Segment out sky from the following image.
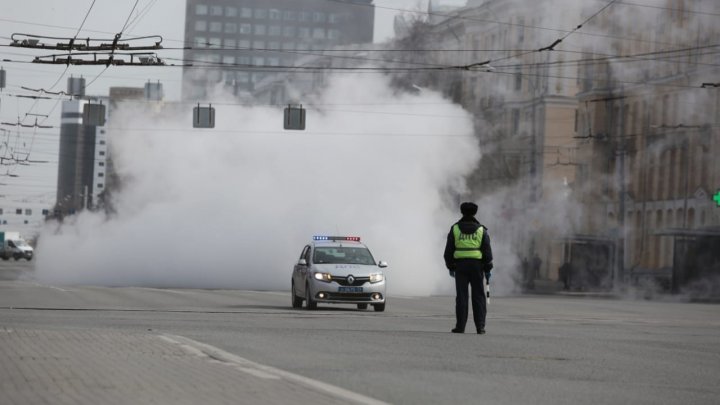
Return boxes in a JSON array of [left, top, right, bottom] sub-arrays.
[[0, 0, 459, 209]]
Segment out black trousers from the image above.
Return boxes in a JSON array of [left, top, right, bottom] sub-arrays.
[[454, 270, 486, 331]]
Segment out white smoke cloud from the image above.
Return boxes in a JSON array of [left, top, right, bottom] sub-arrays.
[[35, 74, 481, 296]]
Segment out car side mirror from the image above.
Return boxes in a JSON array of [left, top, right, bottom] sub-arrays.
[[298, 258, 307, 266], [378, 261, 388, 268]]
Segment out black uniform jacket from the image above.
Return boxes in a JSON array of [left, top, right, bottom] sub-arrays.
[[443, 216, 493, 275]]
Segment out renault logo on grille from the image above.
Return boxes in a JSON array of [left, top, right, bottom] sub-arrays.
[[347, 275, 355, 284]]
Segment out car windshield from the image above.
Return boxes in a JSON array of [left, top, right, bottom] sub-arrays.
[[313, 246, 376, 265], [13, 240, 29, 247]]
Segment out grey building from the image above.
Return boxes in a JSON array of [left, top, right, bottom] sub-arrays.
[[55, 85, 107, 216], [182, 0, 375, 100]]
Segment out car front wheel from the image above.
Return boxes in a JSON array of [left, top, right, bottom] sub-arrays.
[[305, 283, 317, 310], [291, 282, 303, 309]]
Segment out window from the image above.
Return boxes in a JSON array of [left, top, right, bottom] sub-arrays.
[[238, 56, 250, 64], [210, 6, 222, 16], [97, 184, 104, 189], [299, 12, 311, 22], [25, 209, 32, 215], [268, 41, 279, 50], [195, 5, 208, 15], [99, 151, 106, 156], [328, 13, 339, 23], [269, 25, 281, 36], [269, 9, 281, 20], [253, 56, 265, 66], [240, 23, 251, 34], [208, 37, 221, 48], [328, 29, 340, 40], [224, 38, 236, 48], [284, 10, 296, 21], [254, 8, 267, 19], [42, 209, 49, 216], [267, 57, 279, 66], [194, 20, 207, 32], [0, 208, 3, 215], [241, 7, 252, 18], [282, 42, 295, 50], [237, 72, 250, 82], [298, 27, 310, 38], [99, 140, 106, 145], [514, 69, 522, 91], [252, 40, 265, 49], [223, 55, 235, 64], [313, 12, 326, 23], [238, 39, 250, 48], [16, 208, 22, 215], [99, 162, 105, 167], [224, 23, 237, 34], [225, 6, 237, 17], [312, 28, 325, 39], [254, 24, 266, 35], [209, 21, 222, 33], [98, 173, 104, 178], [512, 109, 520, 134], [283, 26, 295, 37], [194, 36, 207, 47]]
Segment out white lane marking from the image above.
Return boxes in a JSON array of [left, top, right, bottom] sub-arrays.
[[245, 290, 287, 297], [30, 282, 72, 292], [134, 287, 196, 295], [158, 335, 280, 380], [159, 334, 389, 405]]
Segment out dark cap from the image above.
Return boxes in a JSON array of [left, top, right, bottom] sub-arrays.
[[460, 202, 478, 216]]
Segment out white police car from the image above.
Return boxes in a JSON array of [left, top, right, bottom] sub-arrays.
[[291, 236, 388, 311]]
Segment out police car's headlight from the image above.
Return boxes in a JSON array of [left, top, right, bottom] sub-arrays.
[[369, 273, 384, 283], [313, 272, 332, 282]]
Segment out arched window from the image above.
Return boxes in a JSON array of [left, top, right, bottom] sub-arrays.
[[654, 210, 663, 268], [677, 208, 684, 228], [688, 208, 695, 229], [668, 149, 676, 199], [658, 151, 667, 200]]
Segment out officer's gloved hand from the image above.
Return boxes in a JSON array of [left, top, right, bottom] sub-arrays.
[[485, 272, 491, 283], [449, 271, 455, 278]]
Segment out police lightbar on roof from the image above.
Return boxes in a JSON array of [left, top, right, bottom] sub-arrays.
[[313, 236, 361, 242]]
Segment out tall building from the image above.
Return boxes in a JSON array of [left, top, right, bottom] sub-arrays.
[[55, 77, 108, 216], [181, 0, 375, 100]]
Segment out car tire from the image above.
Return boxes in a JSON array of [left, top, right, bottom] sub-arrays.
[[373, 303, 385, 312], [291, 282, 303, 309], [1, 255, 8, 261], [357, 304, 368, 310], [305, 283, 317, 310]]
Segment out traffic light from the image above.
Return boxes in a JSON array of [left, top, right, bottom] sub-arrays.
[[193, 104, 215, 128], [83, 102, 106, 126], [284, 104, 306, 130]]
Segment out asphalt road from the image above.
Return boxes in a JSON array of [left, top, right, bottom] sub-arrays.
[[1, 261, 719, 404]]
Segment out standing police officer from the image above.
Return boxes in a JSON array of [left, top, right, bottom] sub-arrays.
[[443, 202, 493, 334]]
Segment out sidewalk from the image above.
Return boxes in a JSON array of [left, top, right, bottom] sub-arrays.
[[0, 327, 385, 405]]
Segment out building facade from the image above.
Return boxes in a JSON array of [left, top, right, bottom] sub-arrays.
[[575, 0, 720, 292], [182, 0, 374, 100]]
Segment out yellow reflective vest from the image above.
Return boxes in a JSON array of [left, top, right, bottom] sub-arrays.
[[452, 224, 484, 260]]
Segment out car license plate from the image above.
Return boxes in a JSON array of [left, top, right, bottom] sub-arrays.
[[338, 287, 363, 293]]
